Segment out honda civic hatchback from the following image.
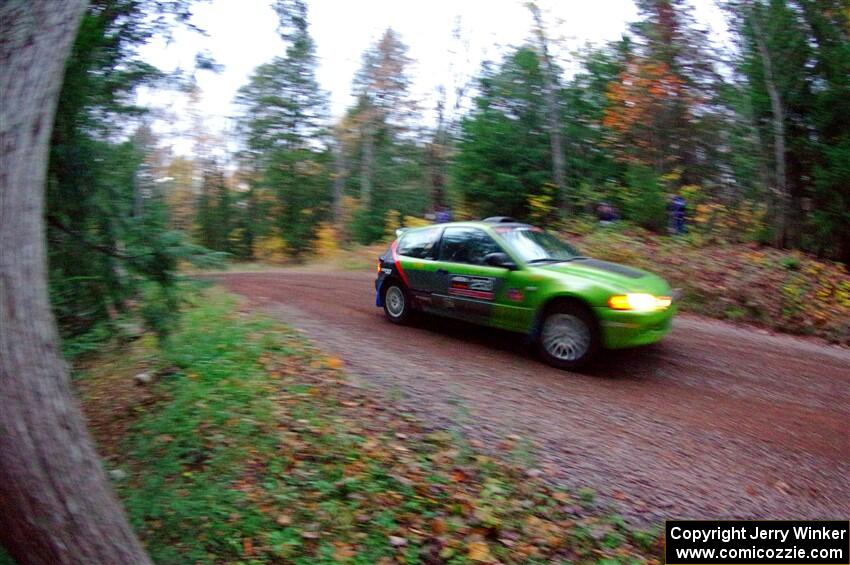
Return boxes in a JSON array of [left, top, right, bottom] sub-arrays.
[[374, 218, 677, 369]]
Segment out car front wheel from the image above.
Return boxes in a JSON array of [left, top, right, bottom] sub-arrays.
[[537, 303, 599, 370], [382, 282, 414, 324]]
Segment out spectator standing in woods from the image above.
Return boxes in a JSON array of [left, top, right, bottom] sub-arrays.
[[435, 206, 453, 224], [596, 202, 619, 225], [668, 194, 687, 235]]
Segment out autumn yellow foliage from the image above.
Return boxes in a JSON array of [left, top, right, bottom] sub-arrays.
[[312, 222, 340, 258], [402, 215, 431, 228], [527, 183, 558, 226], [254, 235, 288, 262], [383, 209, 403, 240]]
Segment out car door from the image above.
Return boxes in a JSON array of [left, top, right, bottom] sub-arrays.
[[394, 226, 443, 305], [431, 227, 512, 325]]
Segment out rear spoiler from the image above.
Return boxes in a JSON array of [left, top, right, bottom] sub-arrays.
[[395, 227, 408, 238]]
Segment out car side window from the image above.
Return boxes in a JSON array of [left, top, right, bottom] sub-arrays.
[[438, 227, 503, 265], [397, 227, 440, 259]]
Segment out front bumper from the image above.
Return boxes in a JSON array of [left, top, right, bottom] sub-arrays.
[[595, 304, 676, 349]]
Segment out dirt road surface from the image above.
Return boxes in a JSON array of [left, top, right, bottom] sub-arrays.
[[215, 269, 849, 522]]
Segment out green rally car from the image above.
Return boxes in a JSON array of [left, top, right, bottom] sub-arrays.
[[374, 217, 677, 369]]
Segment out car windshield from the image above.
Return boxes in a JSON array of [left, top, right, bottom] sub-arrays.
[[497, 228, 581, 264]]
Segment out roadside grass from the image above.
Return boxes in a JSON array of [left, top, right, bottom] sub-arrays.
[[185, 244, 386, 275], [76, 288, 661, 564], [181, 260, 292, 274], [308, 243, 386, 272]]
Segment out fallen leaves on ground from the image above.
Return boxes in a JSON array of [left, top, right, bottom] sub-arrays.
[[78, 289, 661, 564]]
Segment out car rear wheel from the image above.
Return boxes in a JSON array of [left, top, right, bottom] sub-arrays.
[[537, 303, 599, 370], [383, 282, 414, 324]]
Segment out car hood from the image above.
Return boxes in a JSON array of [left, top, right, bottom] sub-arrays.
[[538, 258, 670, 294]]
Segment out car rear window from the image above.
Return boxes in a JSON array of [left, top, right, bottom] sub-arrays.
[[397, 227, 440, 259]]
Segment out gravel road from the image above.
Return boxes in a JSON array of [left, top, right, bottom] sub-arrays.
[[215, 269, 850, 523]]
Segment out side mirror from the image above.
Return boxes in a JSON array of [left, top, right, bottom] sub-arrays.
[[483, 252, 517, 270]]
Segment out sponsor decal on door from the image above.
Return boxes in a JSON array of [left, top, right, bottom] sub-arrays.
[[506, 288, 524, 302], [448, 275, 496, 300]]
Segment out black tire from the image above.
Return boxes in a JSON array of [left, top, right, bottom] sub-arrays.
[[536, 301, 600, 370], [382, 281, 414, 324]]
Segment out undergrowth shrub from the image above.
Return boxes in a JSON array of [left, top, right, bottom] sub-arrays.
[[572, 231, 850, 344]]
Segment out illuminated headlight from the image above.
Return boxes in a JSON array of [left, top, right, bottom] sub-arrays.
[[608, 293, 672, 311]]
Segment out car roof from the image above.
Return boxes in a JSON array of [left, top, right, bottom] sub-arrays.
[[402, 220, 534, 233]]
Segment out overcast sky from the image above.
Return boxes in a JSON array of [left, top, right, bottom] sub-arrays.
[[138, 0, 728, 156]]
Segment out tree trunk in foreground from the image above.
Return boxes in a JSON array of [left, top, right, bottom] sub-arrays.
[[0, 2, 152, 563]]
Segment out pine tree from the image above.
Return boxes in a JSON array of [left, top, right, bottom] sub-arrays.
[[45, 0, 206, 338], [797, 0, 850, 260], [234, 0, 331, 257], [344, 28, 426, 243], [562, 41, 630, 207], [452, 47, 552, 219], [728, 0, 850, 256], [196, 160, 233, 252], [350, 28, 415, 210], [604, 0, 722, 186]]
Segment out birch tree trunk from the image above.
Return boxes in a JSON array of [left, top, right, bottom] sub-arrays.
[[0, 2, 152, 563], [332, 137, 347, 224], [429, 97, 448, 210], [749, 2, 789, 247], [529, 2, 569, 214], [360, 118, 375, 209]]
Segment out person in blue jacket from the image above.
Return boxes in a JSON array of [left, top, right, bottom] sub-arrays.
[[596, 201, 619, 225], [668, 194, 687, 235]]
